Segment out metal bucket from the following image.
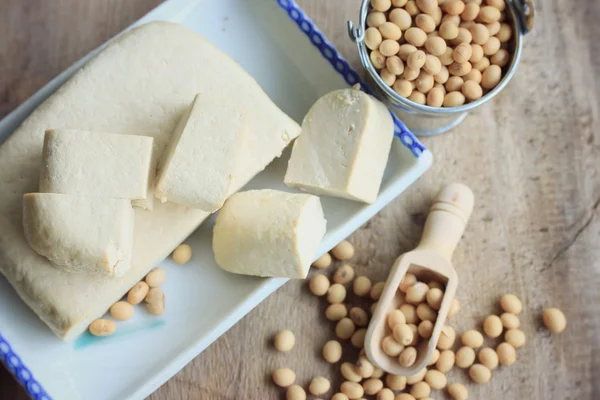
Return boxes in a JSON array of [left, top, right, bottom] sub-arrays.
[[347, 0, 534, 136]]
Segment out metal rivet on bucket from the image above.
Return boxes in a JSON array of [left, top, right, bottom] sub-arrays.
[[348, 0, 534, 136]]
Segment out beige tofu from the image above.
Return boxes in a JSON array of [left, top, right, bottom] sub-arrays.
[[155, 94, 247, 212], [213, 189, 327, 279], [22, 193, 135, 277], [39, 129, 155, 209], [284, 88, 395, 204]]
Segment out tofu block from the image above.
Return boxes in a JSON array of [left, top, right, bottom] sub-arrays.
[[0, 21, 299, 340], [284, 88, 395, 204], [155, 94, 246, 212], [22, 193, 135, 277], [39, 129, 155, 209], [213, 189, 326, 279]]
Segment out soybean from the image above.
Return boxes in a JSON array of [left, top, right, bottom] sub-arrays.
[[500, 312, 520, 329], [462, 80, 483, 101], [408, 50, 427, 70], [406, 282, 429, 304], [390, 8, 413, 30], [399, 346, 417, 367], [388, 309, 407, 328], [478, 347, 499, 370], [427, 86, 445, 107], [453, 43, 473, 64], [274, 330, 295, 352], [371, 0, 392, 12], [323, 340, 343, 363], [416, 303, 438, 321], [273, 368, 296, 387], [382, 335, 405, 356], [543, 308, 567, 333], [418, 319, 434, 338], [424, 54, 442, 75], [399, 273, 417, 292], [365, 27, 383, 51], [350, 307, 369, 327], [326, 303, 348, 321], [353, 276, 372, 297], [416, 71, 435, 93], [367, 11, 387, 28], [448, 383, 469, 400], [386, 374, 407, 391], [380, 22, 402, 41], [425, 36, 448, 56], [437, 325, 456, 349], [410, 381, 432, 398], [443, 91, 466, 107], [504, 328, 526, 348], [89, 319, 116, 337], [497, 342, 517, 366], [363, 378, 384, 395], [482, 64, 502, 88], [386, 56, 405, 76], [370, 50, 387, 69], [483, 315, 503, 338], [145, 267, 166, 288], [336, 318, 356, 340], [341, 362, 362, 382], [437, 349, 456, 372], [405, 27, 428, 47], [145, 287, 165, 316], [491, 48, 510, 67], [455, 346, 476, 368], [416, 14, 437, 33], [312, 253, 332, 269], [340, 381, 364, 399], [333, 264, 355, 284], [332, 240, 355, 260], [110, 301, 134, 321], [470, 23, 490, 44], [127, 281, 150, 305], [425, 369, 447, 389], [408, 91, 427, 105], [327, 284, 347, 304], [287, 385, 306, 400], [172, 244, 192, 264], [469, 363, 492, 384], [462, 329, 484, 348], [309, 274, 330, 296], [309, 376, 331, 396], [370, 282, 386, 300]]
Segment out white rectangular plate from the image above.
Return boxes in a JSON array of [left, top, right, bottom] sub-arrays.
[[0, 0, 432, 399]]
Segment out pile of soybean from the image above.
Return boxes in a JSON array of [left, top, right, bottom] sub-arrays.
[[270, 240, 567, 400]]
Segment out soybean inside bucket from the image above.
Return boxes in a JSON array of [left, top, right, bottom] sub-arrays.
[[347, 0, 534, 136]]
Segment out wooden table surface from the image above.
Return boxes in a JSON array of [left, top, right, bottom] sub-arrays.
[[1, 0, 599, 399]]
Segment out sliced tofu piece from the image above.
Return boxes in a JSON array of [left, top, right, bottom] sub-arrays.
[[22, 193, 135, 277], [39, 129, 155, 209], [155, 94, 246, 212], [284, 88, 395, 204], [213, 189, 326, 279]]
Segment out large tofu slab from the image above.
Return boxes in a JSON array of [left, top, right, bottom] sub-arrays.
[[213, 190, 326, 279], [284, 89, 394, 204], [39, 129, 155, 209], [0, 21, 300, 340], [23, 193, 135, 277], [155, 93, 246, 212]]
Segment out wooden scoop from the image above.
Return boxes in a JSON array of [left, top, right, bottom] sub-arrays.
[[364, 183, 474, 376]]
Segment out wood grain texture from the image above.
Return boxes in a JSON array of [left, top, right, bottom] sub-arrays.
[[1, 0, 599, 399]]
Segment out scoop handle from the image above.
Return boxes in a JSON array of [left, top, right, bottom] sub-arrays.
[[416, 183, 474, 261]]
